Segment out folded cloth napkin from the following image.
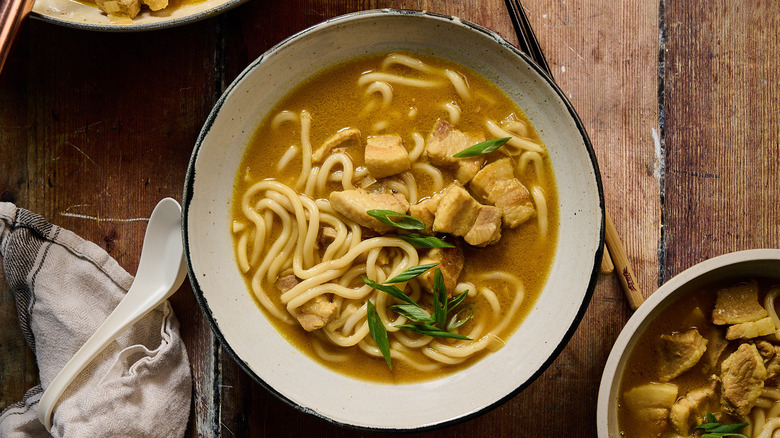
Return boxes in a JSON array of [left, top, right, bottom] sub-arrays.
[[0, 202, 192, 437]]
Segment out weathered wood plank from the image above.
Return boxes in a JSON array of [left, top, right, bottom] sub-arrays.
[[663, 0, 780, 276]]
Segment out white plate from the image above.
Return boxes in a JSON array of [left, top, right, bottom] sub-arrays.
[[184, 9, 604, 431], [32, 0, 246, 31]]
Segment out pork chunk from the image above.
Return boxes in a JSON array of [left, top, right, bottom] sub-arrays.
[[657, 328, 708, 381], [670, 383, 718, 436], [432, 185, 481, 236], [409, 192, 445, 233], [712, 280, 767, 325], [95, 0, 141, 18], [312, 128, 361, 162], [297, 295, 338, 332], [726, 317, 776, 340], [721, 343, 767, 418], [365, 135, 411, 178], [623, 383, 679, 436], [757, 341, 780, 381], [425, 119, 485, 183], [469, 157, 535, 228], [418, 245, 465, 296], [464, 205, 502, 247], [329, 189, 409, 234], [276, 274, 300, 293]]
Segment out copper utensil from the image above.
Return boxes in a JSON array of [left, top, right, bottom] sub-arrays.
[[0, 0, 33, 75]]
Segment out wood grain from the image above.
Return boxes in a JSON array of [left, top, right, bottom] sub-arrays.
[[0, 0, 778, 436]]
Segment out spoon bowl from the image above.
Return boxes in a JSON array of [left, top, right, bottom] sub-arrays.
[[37, 197, 187, 431]]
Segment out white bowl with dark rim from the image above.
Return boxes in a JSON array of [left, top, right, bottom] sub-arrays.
[[597, 248, 780, 437], [183, 9, 604, 431]]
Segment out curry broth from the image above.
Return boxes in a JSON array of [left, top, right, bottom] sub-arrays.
[[231, 53, 559, 383], [617, 277, 780, 437]]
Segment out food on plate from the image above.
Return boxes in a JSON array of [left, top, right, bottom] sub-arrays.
[[230, 52, 558, 382], [91, 0, 188, 22], [618, 278, 780, 437]]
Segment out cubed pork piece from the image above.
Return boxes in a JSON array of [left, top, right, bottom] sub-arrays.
[[418, 245, 465, 296], [657, 328, 708, 382], [95, 0, 141, 18], [364, 135, 411, 178], [318, 226, 338, 247], [432, 184, 502, 247], [712, 280, 768, 325], [681, 307, 729, 374], [721, 343, 767, 418], [409, 191, 445, 233], [296, 295, 338, 332], [425, 119, 485, 183], [623, 383, 679, 436], [329, 188, 410, 234], [757, 341, 780, 381], [276, 274, 300, 293], [469, 157, 536, 228], [312, 128, 362, 162], [726, 317, 776, 340], [669, 382, 718, 436], [142, 0, 167, 11]]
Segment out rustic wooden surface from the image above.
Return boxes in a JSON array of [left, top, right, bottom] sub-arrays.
[[0, 0, 778, 436]]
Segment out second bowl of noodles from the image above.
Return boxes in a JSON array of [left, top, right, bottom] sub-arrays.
[[184, 9, 603, 431]]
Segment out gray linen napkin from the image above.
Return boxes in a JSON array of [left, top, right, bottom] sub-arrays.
[[0, 202, 192, 437]]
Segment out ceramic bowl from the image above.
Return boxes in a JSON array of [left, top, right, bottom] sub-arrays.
[[597, 248, 780, 437], [32, 0, 247, 31], [183, 9, 604, 431]]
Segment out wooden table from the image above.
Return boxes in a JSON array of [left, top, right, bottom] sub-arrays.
[[1, 1, 777, 436]]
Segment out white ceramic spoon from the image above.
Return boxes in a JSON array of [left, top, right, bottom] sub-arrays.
[[37, 197, 188, 431]]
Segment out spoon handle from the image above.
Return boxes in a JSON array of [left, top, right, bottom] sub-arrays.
[[0, 0, 34, 75], [37, 198, 187, 431]]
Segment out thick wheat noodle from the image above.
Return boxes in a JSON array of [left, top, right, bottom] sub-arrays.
[[479, 286, 502, 318], [381, 53, 438, 74], [443, 101, 461, 124], [372, 120, 389, 132], [365, 81, 393, 108], [383, 179, 410, 200], [768, 401, 780, 418], [758, 418, 780, 438], [408, 132, 426, 161], [519, 151, 545, 184], [358, 72, 445, 88], [411, 162, 444, 192], [485, 120, 544, 154], [294, 110, 313, 190], [755, 409, 767, 437], [758, 398, 775, 409], [327, 166, 369, 184], [394, 330, 434, 348], [271, 110, 298, 128], [324, 319, 370, 347], [311, 338, 350, 362], [278, 145, 300, 172], [316, 152, 356, 193], [236, 230, 251, 273], [444, 69, 471, 101], [503, 119, 529, 137], [765, 388, 780, 400], [319, 214, 350, 262], [400, 172, 418, 204], [531, 185, 548, 237], [422, 347, 469, 365]]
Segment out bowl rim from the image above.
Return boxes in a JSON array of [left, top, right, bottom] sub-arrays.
[[596, 248, 780, 437], [183, 8, 605, 431]]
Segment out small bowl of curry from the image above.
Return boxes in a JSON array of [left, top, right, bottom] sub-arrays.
[[598, 248, 780, 438]]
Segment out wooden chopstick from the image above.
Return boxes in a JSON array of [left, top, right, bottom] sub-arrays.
[[504, 0, 644, 309], [0, 0, 35, 75]]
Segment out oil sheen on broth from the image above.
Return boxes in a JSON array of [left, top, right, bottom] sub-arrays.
[[231, 52, 558, 383], [618, 277, 780, 437]]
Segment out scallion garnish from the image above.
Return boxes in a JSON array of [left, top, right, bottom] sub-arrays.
[[366, 301, 392, 369], [452, 137, 511, 158], [397, 233, 455, 248], [366, 209, 425, 230], [363, 266, 474, 369], [693, 412, 749, 438]]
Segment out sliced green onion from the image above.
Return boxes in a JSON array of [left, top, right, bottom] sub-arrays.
[[452, 137, 511, 158], [366, 209, 425, 230]]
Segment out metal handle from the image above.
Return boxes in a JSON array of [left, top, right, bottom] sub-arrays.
[[0, 0, 34, 75]]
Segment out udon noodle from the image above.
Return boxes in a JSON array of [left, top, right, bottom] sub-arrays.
[[231, 53, 558, 382]]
